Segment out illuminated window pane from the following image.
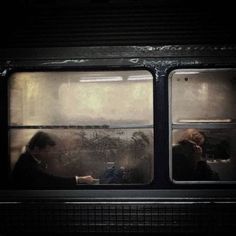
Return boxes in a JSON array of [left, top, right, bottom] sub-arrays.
[[172, 129, 236, 181], [9, 71, 154, 187], [9, 71, 153, 126], [171, 70, 236, 124], [170, 69, 236, 182]]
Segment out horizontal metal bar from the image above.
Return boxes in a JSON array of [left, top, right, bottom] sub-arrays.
[[2, 201, 236, 205], [172, 123, 236, 129], [8, 125, 153, 129]]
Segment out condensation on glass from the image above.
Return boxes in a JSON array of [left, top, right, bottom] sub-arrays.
[[170, 69, 236, 182], [9, 71, 154, 186]]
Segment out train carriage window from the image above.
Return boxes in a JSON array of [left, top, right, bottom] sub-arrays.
[[170, 69, 236, 182], [9, 71, 154, 187]]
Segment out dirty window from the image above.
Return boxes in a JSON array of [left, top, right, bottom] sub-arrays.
[[9, 71, 154, 187], [170, 69, 236, 182]]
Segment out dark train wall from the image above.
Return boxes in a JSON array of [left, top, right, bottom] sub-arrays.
[[1, 0, 236, 235], [1, 0, 236, 48]]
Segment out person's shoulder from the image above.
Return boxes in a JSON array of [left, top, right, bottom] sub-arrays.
[[172, 143, 181, 151], [172, 141, 189, 153], [18, 152, 32, 161], [15, 152, 36, 169]]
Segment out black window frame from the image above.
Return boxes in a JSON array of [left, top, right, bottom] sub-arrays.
[[0, 45, 236, 200], [169, 68, 236, 184], [7, 69, 155, 188], [1, 66, 158, 190]]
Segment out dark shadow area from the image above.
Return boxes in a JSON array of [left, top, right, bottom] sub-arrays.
[[1, 0, 235, 48]]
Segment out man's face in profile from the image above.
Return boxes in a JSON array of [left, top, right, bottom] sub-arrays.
[[33, 145, 58, 164]]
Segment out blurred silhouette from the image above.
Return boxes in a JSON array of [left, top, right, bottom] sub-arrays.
[[173, 129, 219, 181], [11, 131, 95, 188], [99, 162, 125, 184]]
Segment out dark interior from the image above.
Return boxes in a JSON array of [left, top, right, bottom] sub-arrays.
[[1, 0, 236, 48]]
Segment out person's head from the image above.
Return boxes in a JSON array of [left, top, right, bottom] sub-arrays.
[[179, 129, 205, 146], [26, 131, 56, 163]]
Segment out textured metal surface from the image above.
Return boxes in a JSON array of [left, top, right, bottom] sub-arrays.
[[0, 202, 236, 233], [1, 1, 235, 48]]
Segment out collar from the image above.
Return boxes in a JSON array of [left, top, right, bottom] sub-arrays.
[[29, 152, 48, 169]]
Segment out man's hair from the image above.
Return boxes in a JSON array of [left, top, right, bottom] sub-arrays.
[[27, 131, 56, 150], [179, 129, 205, 145]]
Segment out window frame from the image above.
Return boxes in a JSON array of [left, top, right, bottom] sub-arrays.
[[169, 68, 236, 184], [6, 68, 156, 189]]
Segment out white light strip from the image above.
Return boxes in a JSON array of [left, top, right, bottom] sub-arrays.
[[128, 75, 152, 81], [175, 72, 200, 75], [178, 119, 232, 123], [80, 76, 123, 82]]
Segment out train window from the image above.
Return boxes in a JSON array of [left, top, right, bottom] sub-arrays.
[[9, 71, 154, 187], [170, 69, 236, 182]]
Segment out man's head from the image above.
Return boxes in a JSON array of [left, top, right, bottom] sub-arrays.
[[27, 131, 56, 150], [27, 131, 56, 162], [180, 129, 205, 146]]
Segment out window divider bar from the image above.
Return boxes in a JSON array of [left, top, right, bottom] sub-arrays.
[[172, 123, 236, 129], [8, 125, 153, 129]]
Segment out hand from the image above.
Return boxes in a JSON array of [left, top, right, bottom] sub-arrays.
[[76, 175, 94, 184], [193, 144, 203, 154]]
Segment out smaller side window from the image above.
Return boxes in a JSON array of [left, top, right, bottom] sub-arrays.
[[170, 69, 236, 182]]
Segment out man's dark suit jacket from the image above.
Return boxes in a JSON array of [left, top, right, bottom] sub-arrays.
[[172, 140, 219, 181], [10, 152, 76, 189]]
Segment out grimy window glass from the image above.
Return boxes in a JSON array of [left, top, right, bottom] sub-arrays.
[[9, 71, 154, 187], [170, 69, 236, 182]]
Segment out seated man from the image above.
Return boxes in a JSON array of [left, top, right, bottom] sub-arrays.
[[11, 131, 95, 188], [172, 129, 219, 181]]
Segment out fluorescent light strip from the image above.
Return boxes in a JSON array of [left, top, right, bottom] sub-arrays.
[[80, 76, 123, 82], [175, 72, 200, 75], [128, 75, 152, 81], [178, 119, 232, 123]]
